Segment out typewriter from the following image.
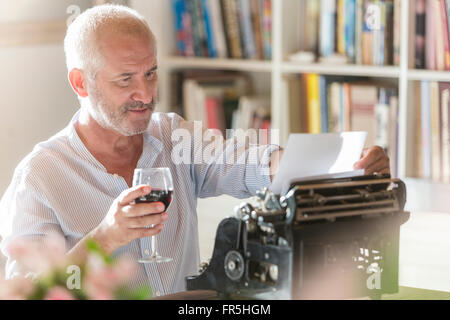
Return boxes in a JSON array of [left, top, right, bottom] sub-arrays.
[[186, 174, 410, 299]]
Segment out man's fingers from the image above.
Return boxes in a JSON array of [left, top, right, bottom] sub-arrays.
[[122, 201, 166, 217], [364, 158, 390, 175], [354, 146, 384, 170], [127, 212, 168, 229], [117, 185, 151, 206]]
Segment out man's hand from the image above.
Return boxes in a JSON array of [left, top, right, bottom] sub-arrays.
[[93, 185, 169, 254], [353, 146, 390, 175], [68, 185, 168, 260]]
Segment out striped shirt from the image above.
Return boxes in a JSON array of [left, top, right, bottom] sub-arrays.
[[0, 111, 278, 296]]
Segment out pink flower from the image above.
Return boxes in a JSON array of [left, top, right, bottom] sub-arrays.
[[44, 286, 75, 300]]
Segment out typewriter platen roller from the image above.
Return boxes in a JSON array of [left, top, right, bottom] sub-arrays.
[[186, 174, 410, 299]]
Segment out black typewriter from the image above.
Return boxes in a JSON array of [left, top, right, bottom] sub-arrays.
[[186, 174, 410, 299]]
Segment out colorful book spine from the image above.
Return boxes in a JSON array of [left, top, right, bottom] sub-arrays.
[[337, 0, 346, 55], [320, 0, 337, 57], [319, 76, 329, 133], [208, 0, 228, 58], [171, 0, 187, 56], [306, 74, 322, 134], [262, 0, 272, 60], [393, 0, 401, 66], [440, 0, 450, 70], [345, 0, 357, 62], [426, 0, 437, 69], [221, 0, 243, 59], [237, 0, 257, 59], [355, 0, 364, 64], [201, 0, 217, 58], [434, 0, 446, 71], [415, 0, 426, 69]]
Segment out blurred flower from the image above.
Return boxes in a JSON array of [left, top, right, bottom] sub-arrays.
[[44, 286, 75, 300], [0, 236, 151, 300]]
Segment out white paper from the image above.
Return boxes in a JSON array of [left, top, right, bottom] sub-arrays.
[[270, 132, 367, 195]]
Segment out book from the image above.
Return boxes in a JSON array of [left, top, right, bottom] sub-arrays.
[[221, 0, 243, 59], [430, 81, 441, 181], [305, 74, 322, 134], [305, 0, 320, 55], [434, 0, 446, 71], [362, 0, 374, 65], [205, 96, 226, 134], [319, 75, 329, 133], [426, 0, 437, 70], [415, 0, 426, 69], [337, 0, 346, 55], [349, 83, 378, 147], [261, 0, 272, 60], [200, 0, 217, 58], [208, 0, 228, 58], [440, 0, 450, 70], [320, 0, 337, 57], [421, 81, 432, 179], [237, 0, 257, 59], [250, 0, 264, 59], [355, 0, 364, 64], [440, 82, 450, 182], [171, 0, 188, 56], [328, 82, 342, 132], [393, 0, 401, 66], [286, 76, 308, 133], [345, 0, 357, 62]]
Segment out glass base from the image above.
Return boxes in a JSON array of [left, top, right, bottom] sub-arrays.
[[138, 255, 173, 264]]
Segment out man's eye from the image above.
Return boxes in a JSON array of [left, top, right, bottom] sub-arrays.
[[146, 71, 156, 79]]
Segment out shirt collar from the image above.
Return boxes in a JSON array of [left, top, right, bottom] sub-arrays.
[[67, 110, 164, 171]]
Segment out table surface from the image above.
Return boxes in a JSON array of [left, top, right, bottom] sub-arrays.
[[156, 287, 450, 300]]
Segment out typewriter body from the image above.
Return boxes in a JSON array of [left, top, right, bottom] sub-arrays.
[[186, 174, 410, 299]]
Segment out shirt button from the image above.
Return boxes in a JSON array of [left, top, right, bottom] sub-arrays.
[[113, 173, 119, 179], [144, 249, 150, 255], [156, 291, 161, 297]]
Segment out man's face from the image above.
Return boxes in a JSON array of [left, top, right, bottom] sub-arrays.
[[87, 32, 157, 136]]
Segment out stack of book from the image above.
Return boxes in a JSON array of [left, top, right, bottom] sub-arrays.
[[169, 70, 271, 136], [413, 0, 450, 70], [171, 0, 272, 60], [286, 74, 399, 173], [414, 81, 450, 182], [297, 0, 398, 66]]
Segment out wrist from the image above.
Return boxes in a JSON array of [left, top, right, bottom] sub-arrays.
[[90, 226, 116, 256]]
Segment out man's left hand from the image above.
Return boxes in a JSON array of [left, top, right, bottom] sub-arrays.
[[353, 146, 390, 175]]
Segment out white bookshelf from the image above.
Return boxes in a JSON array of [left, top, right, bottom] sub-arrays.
[[131, 0, 450, 213]]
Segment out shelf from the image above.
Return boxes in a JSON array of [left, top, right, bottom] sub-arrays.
[[407, 69, 450, 82], [281, 62, 401, 78], [162, 56, 273, 73], [404, 178, 450, 213]]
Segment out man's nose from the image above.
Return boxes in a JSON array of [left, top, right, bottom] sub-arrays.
[[132, 78, 153, 105]]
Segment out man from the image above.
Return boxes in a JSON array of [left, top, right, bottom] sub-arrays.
[[0, 5, 389, 296]]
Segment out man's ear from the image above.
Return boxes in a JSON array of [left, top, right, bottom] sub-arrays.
[[68, 69, 89, 98]]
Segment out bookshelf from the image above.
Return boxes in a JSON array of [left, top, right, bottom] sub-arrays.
[[131, 0, 450, 213]]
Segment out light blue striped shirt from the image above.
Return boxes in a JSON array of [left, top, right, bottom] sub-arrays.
[[0, 111, 278, 296]]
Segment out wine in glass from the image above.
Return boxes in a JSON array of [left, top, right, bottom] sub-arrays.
[[133, 167, 173, 263]]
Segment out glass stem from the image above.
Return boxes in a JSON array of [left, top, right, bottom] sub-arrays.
[[151, 234, 158, 257]]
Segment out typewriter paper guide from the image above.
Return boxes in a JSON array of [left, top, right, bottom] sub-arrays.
[[270, 132, 367, 195]]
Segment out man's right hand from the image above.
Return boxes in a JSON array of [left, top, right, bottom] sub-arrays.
[[92, 185, 168, 255]]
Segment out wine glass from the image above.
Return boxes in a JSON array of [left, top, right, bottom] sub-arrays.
[[133, 167, 173, 263]]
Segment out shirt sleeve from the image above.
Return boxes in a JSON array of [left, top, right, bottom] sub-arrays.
[[171, 114, 280, 199], [0, 167, 65, 279]]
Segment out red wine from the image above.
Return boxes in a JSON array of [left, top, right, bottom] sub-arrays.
[[135, 189, 173, 210]]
